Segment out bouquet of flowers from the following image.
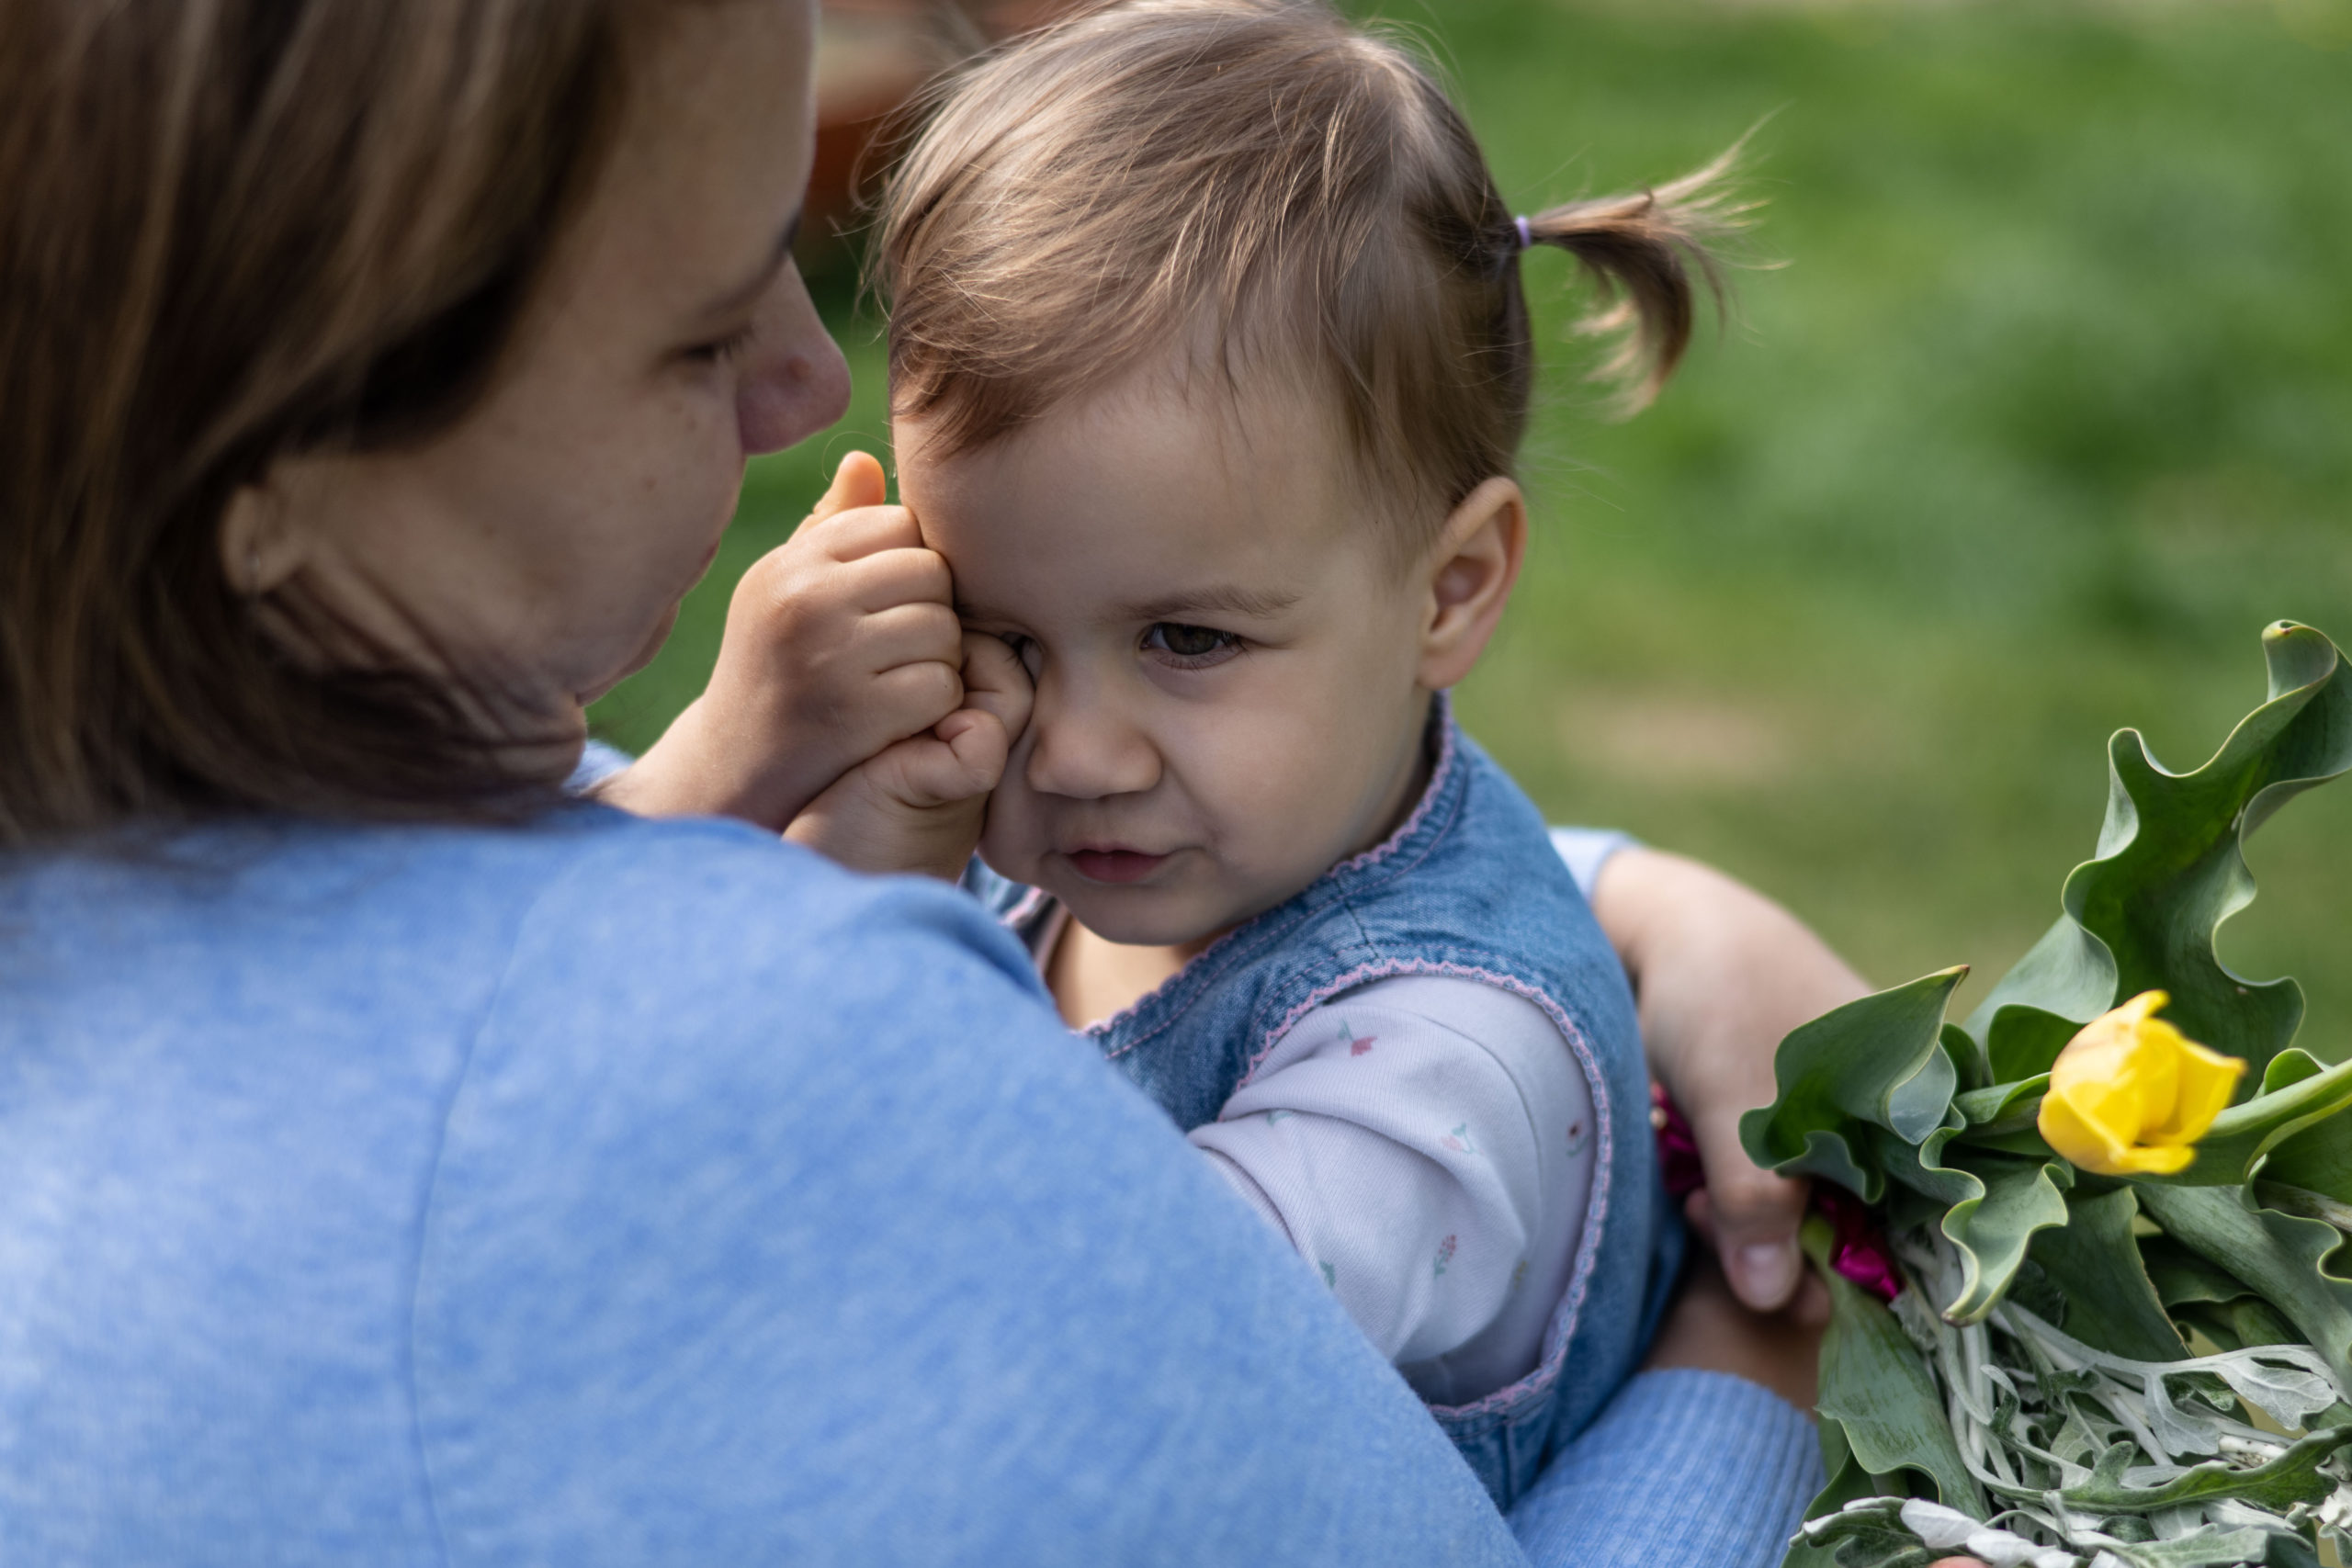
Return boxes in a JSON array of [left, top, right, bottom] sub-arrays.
[[1740, 622, 2352, 1568]]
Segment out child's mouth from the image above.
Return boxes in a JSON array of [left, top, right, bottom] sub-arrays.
[[1067, 848, 1170, 885]]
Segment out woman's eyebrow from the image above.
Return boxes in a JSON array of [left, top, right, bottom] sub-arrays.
[[1115, 585, 1302, 621], [695, 209, 802, 321]]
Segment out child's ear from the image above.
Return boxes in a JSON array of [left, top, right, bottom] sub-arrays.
[[1415, 476, 1526, 691]]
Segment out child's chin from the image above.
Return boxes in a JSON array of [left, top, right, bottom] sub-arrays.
[[1057, 886, 1221, 951]]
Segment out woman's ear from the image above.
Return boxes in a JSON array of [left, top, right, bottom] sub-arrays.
[[1415, 476, 1527, 691], [217, 464, 314, 597]]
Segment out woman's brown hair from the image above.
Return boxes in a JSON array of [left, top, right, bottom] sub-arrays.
[[878, 0, 1741, 558], [0, 0, 658, 844]]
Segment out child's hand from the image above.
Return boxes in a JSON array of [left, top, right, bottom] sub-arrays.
[[598, 452, 966, 829], [1587, 848, 1871, 1313], [784, 631, 1032, 881]]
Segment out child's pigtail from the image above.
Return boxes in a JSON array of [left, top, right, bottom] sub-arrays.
[[1521, 141, 1750, 413]]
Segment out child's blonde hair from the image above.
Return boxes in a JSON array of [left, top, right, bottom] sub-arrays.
[[876, 0, 1741, 554]]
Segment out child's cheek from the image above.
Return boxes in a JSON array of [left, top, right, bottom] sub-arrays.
[[974, 787, 1043, 886]]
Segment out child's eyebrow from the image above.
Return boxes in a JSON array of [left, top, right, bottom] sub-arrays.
[[1113, 586, 1303, 622]]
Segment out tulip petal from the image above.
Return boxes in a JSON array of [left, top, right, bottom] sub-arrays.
[[2039, 1090, 2136, 1177], [2038, 991, 2245, 1178], [2152, 1039, 2247, 1146]]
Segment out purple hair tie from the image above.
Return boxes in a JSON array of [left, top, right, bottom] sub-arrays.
[[1513, 214, 1534, 250]]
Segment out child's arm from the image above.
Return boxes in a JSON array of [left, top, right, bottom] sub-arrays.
[[1190, 977, 1591, 1397], [594, 453, 967, 833], [1584, 846, 1871, 1314]]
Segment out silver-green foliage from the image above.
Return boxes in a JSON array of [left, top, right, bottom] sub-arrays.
[[1744, 625, 2352, 1568]]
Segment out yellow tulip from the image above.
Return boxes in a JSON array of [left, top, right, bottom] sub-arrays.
[[2037, 991, 2245, 1177]]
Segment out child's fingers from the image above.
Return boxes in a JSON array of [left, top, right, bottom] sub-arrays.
[[933, 706, 1010, 798], [867, 709, 1007, 809], [1689, 1111, 1810, 1312], [802, 450, 888, 526], [849, 601, 966, 681], [807, 503, 927, 564], [956, 632, 1034, 743], [833, 543, 955, 614], [865, 658, 966, 740]]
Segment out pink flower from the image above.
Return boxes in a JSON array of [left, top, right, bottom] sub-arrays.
[[1814, 1184, 1901, 1303], [1650, 1083, 1705, 1199]]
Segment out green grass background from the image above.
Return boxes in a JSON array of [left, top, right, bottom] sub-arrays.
[[593, 0, 2352, 1055]]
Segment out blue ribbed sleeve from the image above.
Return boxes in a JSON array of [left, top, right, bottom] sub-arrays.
[[1508, 1370, 1825, 1568]]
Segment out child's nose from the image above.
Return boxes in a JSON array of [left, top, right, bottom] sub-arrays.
[[1023, 678, 1162, 801]]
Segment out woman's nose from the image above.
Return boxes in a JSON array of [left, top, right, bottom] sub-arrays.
[[1023, 677, 1162, 802], [736, 266, 851, 456]]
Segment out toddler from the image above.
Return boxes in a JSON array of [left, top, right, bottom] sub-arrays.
[[786, 0, 1744, 1510]]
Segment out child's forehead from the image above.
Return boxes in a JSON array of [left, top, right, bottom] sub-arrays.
[[897, 367, 1380, 615], [899, 334, 1336, 468]]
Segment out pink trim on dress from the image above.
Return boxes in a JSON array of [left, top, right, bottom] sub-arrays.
[[1240, 956, 1615, 1425], [1330, 694, 1459, 879]]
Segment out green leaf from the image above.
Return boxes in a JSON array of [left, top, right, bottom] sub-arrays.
[[1950, 1075, 2048, 1129], [1779, 1422, 1905, 1568], [2025, 1426, 2352, 1513], [2136, 1183, 2352, 1393], [1935, 1151, 2073, 1325], [2142, 1234, 2256, 1308], [2173, 1295, 2301, 1354], [1804, 1219, 1990, 1516], [1962, 919, 2118, 1057], [1984, 1001, 2095, 1086], [2262, 1049, 2331, 1094], [1966, 625, 2352, 1080], [1743, 969, 1970, 1201], [1939, 1022, 1992, 1096], [1805, 1508, 1935, 1568], [2102, 1527, 2278, 1568], [2029, 1189, 2189, 1361], [2263, 1112, 2352, 1203], [1870, 1133, 2074, 1324]]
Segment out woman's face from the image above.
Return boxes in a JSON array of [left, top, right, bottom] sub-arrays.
[[240, 0, 843, 745]]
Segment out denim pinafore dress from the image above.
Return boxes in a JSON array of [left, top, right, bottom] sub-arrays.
[[966, 710, 1679, 1509]]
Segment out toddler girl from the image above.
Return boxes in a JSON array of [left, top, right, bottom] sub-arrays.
[[806, 0, 1745, 1510]]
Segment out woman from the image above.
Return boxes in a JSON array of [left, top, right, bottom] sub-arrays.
[[0, 1, 1976, 1562]]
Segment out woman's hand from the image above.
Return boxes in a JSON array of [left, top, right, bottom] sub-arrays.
[[601, 452, 969, 829], [784, 632, 1032, 880], [1588, 847, 1871, 1312]]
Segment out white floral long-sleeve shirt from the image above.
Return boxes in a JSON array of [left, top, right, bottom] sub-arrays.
[[1188, 974, 1598, 1407]]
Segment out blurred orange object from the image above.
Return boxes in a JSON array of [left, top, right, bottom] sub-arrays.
[[809, 1, 1082, 265]]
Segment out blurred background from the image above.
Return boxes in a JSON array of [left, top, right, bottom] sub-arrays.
[[592, 0, 2352, 1055]]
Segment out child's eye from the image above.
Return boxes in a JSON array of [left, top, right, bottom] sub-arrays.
[[1142, 622, 1242, 667]]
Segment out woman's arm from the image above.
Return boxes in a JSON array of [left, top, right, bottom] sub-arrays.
[[1585, 846, 1870, 1312]]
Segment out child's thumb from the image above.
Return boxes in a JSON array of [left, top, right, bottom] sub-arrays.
[[808, 450, 888, 523]]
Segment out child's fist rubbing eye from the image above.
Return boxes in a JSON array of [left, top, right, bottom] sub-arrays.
[[785, 630, 1033, 881]]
